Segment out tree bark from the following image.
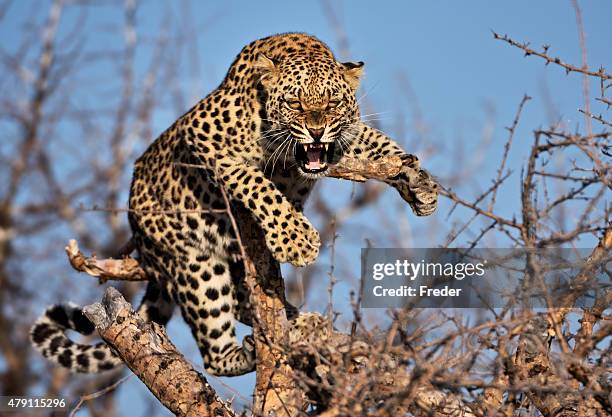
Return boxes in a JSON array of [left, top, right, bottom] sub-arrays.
[[82, 287, 236, 417]]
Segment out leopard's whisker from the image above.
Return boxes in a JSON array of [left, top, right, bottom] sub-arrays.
[[282, 136, 294, 170]]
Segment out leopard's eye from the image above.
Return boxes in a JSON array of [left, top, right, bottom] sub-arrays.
[[327, 100, 341, 109], [286, 100, 302, 111]]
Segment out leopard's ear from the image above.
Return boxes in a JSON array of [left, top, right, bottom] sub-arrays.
[[255, 54, 278, 87], [340, 61, 364, 90]]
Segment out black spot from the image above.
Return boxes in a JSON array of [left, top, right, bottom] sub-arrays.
[[213, 264, 225, 275], [209, 329, 222, 339], [98, 361, 116, 371], [76, 353, 90, 369], [93, 350, 106, 360], [186, 291, 199, 304], [222, 110, 230, 123], [196, 254, 210, 262], [188, 277, 200, 290], [58, 350, 73, 367], [205, 288, 219, 301], [186, 217, 198, 230], [31, 323, 57, 344], [46, 305, 70, 328], [49, 335, 65, 354], [221, 284, 231, 296]]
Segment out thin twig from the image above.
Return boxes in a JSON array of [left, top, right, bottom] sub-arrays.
[[69, 375, 132, 417], [489, 94, 531, 211], [492, 31, 611, 81]]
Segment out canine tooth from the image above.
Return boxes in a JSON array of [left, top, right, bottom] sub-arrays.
[[324, 144, 328, 151]]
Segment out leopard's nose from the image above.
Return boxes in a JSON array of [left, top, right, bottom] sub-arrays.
[[307, 127, 324, 141]]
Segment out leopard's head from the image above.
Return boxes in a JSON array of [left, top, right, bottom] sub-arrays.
[[256, 52, 363, 178]]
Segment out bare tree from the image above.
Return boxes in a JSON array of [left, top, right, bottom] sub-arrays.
[[2, 1, 609, 416]]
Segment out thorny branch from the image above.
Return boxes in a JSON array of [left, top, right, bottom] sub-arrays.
[[492, 32, 611, 82]]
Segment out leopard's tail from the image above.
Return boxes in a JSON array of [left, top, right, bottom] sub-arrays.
[[29, 303, 123, 373], [30, 282, 175, 373]]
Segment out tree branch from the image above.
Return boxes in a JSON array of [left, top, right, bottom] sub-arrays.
[[82, 287, 236, 417], [65, 239, 146, 282]]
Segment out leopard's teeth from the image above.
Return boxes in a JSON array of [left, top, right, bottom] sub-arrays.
[[323, 144, 328, 151]]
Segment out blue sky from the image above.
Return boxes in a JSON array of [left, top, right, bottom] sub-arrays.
[[2, 1, 610, 415]]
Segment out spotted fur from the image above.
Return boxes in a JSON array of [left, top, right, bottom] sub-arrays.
[[31, 33, 437, 376]]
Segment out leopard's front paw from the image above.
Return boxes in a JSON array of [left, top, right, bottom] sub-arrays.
[[265, 210, 320, 267], [393, 155, 438, 216], [407, 169, 438, 216]]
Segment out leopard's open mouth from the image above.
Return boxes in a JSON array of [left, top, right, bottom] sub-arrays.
[[294, 142, 335, 173]]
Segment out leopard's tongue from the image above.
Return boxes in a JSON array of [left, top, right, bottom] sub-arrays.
[[305, 148, 322, 170]]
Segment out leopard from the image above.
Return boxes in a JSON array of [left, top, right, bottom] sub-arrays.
[[30, 33, 438, 376]]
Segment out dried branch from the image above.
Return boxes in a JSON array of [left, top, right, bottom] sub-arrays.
[[595, 97, 612, 107], [327, 155, 404, 182], [69, 375, 131, 417], [65, 239, 147, 282], [492, 31, 611, 81], [489, 94, 531, 211], [579, 108, 612, 128], [82, 287, 236, 417]]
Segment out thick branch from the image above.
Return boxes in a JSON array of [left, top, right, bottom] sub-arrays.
[[327, 155, 403, 182], [82, 287, 235, 417]]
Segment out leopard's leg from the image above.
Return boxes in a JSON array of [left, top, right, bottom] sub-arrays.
[[213, 158, 321, 267], [174, 248, 255, 376], [181, 135, 321, 267], [341, 122, 438, 216]]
